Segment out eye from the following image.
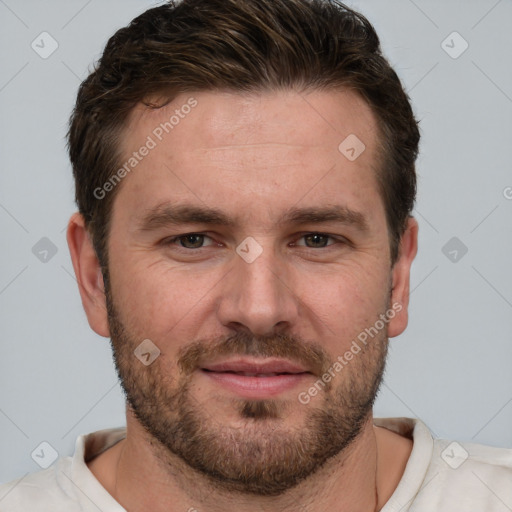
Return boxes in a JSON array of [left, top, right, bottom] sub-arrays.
[[293, 233, 340, 248], [169, 233, 215, 249]]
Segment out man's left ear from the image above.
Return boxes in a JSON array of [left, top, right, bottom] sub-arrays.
[[387, 216, 418, 338]]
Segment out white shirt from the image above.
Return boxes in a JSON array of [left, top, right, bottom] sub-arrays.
[[1, 417, 511, 511]]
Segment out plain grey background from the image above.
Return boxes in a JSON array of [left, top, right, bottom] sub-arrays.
[[1, 0, 511, 486]]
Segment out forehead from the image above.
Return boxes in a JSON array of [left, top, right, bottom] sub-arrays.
[[114, 88, 384, 228], [126, 88, 378, 153]]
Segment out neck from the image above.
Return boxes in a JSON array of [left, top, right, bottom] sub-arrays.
[[88, 411, 412, 512]]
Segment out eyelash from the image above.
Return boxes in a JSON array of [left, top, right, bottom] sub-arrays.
[[164, 232, 347, 250]]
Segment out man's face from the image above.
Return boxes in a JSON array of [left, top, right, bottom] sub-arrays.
[[101, 89, 408, 495]]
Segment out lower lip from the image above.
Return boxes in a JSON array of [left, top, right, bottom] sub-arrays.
[[201, 370, 311, 398]]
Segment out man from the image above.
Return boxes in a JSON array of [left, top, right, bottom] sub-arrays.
[[1, 0, 510, 510]]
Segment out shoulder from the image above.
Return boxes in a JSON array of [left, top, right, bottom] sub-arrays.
[[0, 458, 80, 511], [0, 428, 127, 512], [415, 437, 512, 510], [375, 417, 512, 511], [432, 438, 512, 488]]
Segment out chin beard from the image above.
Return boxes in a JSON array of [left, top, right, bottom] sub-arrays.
[[139, 391, 380, 496]]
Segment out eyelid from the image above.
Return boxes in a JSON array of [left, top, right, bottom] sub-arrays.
[[291, 232, 347, 247], [165, 232, 216, 248]]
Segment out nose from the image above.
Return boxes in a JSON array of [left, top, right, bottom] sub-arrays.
[[216, 243, 300, 336]]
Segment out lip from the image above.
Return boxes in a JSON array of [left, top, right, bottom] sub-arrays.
[[200, 358, 312, 398], [202, 358, 308, 374]]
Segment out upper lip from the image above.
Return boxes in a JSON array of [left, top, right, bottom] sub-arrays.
[[201, 358, 310, 374]]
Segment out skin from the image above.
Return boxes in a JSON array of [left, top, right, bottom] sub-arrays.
[[67, 89, 418, 512]]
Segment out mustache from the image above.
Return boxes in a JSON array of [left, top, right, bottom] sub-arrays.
[[177, 331, 331, 378]]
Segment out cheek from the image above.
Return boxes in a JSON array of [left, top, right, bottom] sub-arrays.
[[300, 261, 391, 342], [109, 256, 222, 340]]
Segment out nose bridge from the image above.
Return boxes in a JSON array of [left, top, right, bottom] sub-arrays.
[[218, 239, 299, 335]]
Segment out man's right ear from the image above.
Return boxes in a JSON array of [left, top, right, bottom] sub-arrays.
[[66, 213, 110, 337]]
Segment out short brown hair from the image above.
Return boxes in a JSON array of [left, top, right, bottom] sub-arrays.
[[67, 0, 419, 267]]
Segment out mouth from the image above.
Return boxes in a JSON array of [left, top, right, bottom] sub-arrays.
[[200, 358, 313, 398]]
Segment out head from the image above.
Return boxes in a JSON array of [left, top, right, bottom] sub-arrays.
[[67, 0, 419, 497]]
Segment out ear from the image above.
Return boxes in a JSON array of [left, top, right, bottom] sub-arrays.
[[66, 212, 110, 337], [387, 217, 418, 338]]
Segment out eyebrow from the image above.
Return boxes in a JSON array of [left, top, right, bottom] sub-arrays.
[[137, 203, 369, 232], [281, 205, 369, 231], [138, 204, 235, 231]]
